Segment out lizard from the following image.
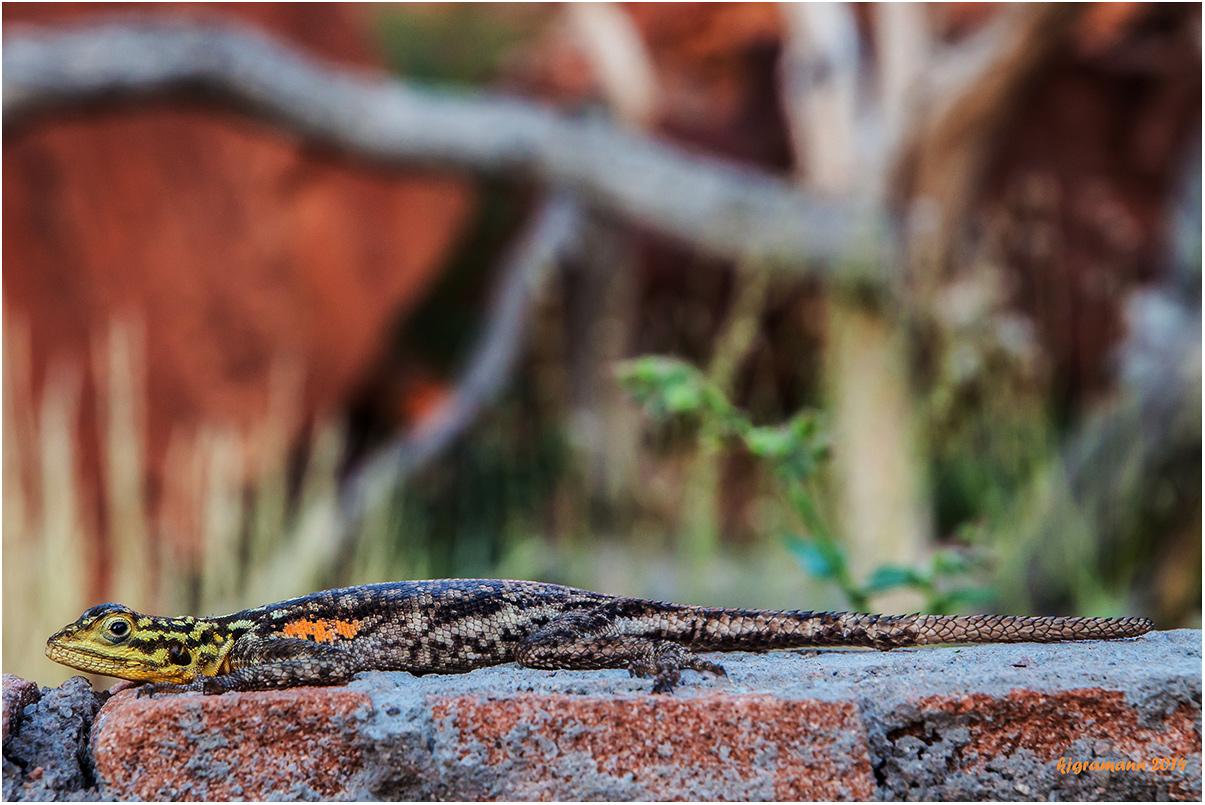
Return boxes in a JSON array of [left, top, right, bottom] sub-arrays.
[[46, 578, 1153, 696]]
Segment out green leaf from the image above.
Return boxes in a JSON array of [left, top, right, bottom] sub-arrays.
[[930, 550, 972, 576], [743, 426, 794, 459], [617, 356, 712, 419], [663, 383, 703, 414], [864, 565, 922, 593], [787, 538, 847, 581], [942, 587, 997, 607], [789, 412, 819, 440], [742, 419, 825, 483]]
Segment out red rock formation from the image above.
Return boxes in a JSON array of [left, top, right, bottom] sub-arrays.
[[3, 3, 474, 591]]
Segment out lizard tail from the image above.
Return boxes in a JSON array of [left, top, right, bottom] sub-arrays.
[[670, 609, 1153, 651], [910, 613, 1154, 645]]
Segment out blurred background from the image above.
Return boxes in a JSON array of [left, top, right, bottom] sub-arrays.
[[3, 3, 1200, 687]]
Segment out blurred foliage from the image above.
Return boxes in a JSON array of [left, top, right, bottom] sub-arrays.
[[919, 271, 1054, 539], [378, 383, 569, 581], [619, 355, 993, 615], [373, 4, 544, 87]]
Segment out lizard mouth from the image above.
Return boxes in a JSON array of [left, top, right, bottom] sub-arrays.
[[45, 642, 159, 680]]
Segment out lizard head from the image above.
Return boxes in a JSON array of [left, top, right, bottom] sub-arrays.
[[47, 603, 233, 684]]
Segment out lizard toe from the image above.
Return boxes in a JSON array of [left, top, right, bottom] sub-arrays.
[[136, 682, 190, 698], [692, 659, 727, 678], [628, 661, 656, 679], [651, 669, 681, 694]]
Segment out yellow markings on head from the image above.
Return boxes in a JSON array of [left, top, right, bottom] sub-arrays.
[[280, 618, 362, 643], [45, 604, 236, 684]]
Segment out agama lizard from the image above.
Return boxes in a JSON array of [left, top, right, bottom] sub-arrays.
[[46, 579, 1153, 696]]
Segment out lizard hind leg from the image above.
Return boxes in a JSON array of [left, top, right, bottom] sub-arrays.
[[516, 627, 726, 694], [625, 640, 728, 694]]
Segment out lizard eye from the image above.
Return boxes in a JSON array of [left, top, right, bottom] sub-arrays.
[[103, 617, 131, 643], [169, 645, 191, 666]]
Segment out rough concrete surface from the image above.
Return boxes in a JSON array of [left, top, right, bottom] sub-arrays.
[[4, 630, 1200, 801], [3, 676, 105, 801], [2, 674, 41, 744]]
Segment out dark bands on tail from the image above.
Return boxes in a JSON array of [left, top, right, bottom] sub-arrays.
[[911, 613, 1154, 645], [661, 607, 1153, 651]]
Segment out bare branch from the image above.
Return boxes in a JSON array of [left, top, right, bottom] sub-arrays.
[[2, 19, 884, 276], [874, 3, 933, 167], [566, 2, 660, 128], [895, 5, 1080, 278], [780, 3, 863, 194], [336, 193, 585, 540]]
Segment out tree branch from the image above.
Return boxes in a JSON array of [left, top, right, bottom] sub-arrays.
[[335, 193, 585, 544], [2, 19, 885, 277]]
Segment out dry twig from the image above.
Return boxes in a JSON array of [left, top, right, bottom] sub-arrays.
[[333, 194, 585, 556]]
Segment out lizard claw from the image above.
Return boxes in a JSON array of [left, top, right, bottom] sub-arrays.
[[136, 680, 206, 698], [630, 650, 726, 692], [651, 669, 681, 694], [692, 659, 727, 678]]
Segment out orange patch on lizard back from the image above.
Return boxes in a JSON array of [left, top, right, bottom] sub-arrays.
[[280, 618, 361, 643]]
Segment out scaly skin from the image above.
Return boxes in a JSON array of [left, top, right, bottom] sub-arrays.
[[46, 579, 1154, 695]]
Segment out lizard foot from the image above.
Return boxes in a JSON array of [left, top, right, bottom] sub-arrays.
[[629, 657, 684, 693], [651, 669, 682, 694], [692, 658, 728, 678], [136, 678, 215, 697], [628, 647, 728, 693], [136, 682, 189, 698]]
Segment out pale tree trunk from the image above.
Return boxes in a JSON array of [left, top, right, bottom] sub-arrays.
[[781, 3, 931, 610]]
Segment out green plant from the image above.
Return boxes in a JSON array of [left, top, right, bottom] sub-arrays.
[[619, 355, 992, 613], [374, 5, 542, 88]]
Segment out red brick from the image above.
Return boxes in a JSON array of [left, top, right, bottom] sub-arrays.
[[91, 687, 371, 800], [431, 693, 874, 800]]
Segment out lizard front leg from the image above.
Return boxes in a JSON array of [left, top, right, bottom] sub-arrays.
[[515, 614, 726, 693], [138, 636, 359, 696]]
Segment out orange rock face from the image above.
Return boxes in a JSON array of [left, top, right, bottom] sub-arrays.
[[3, 3, 474, 589]]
